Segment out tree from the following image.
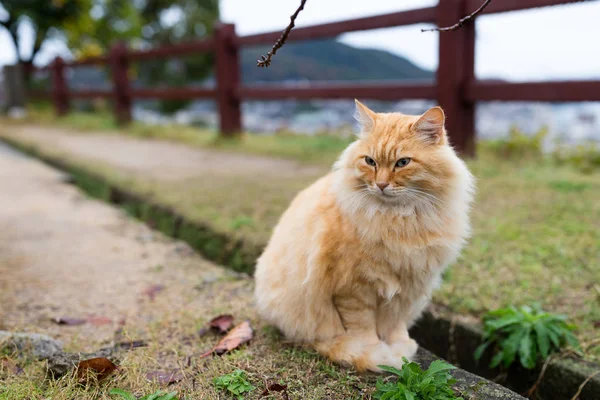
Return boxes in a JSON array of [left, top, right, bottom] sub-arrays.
[[64, 0, 219, 114], [0, 0, 86, 73]]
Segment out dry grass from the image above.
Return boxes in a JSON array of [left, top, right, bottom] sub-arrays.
[[1, 275, 375, 399]]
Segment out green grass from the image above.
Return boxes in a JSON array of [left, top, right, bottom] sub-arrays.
[[1, 109, 599, 363]]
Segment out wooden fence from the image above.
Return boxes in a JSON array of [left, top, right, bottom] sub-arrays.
[[27, 0, 600, 156]]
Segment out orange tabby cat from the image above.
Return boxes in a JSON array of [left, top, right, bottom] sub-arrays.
[[254, 101, 474, 372]]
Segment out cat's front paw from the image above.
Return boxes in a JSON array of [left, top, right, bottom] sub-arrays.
[[390, 338, 418, 361]]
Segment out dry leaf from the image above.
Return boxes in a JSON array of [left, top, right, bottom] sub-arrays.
[[88, 316, 112, 326], [261, 383, 289, 399], [76, 357, 117, 382], [53, 317, 86, 326], [209, 314, 234, 334], [145, 370, 183, 385], [1, 358, 23, 375], [142, 284, 165, 300], [200, 320, 253, 358]]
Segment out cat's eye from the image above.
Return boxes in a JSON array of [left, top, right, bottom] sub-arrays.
[[396, 158, 411, 168], [365, 156, 376, 167]]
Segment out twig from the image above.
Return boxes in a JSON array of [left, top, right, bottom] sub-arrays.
[[257, 0, 307, 67], [422, 0, 492, 32], [524, 355, 554, 398], [570, 369, 600, 400]]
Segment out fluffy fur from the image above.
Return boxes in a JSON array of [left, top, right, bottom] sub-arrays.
[[254, 101, 475, 372]]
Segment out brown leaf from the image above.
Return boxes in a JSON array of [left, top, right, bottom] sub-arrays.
[[142, 284, 165, 301], [1, 358, 23, 375], [593, 320, 600, 329], [53, 317, 87, 326], [209, 314, 234, 334], [261, 383, 289, 399], [200, 320, 253, 358], [76, 357, 117, 382], [145, 370, 183, 385], [88, 315, 112, 326]]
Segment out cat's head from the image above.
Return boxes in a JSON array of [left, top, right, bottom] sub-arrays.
[[334, 100, 472, 208]]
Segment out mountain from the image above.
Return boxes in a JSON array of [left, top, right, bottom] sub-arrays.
[[241, 39, 433, 83]]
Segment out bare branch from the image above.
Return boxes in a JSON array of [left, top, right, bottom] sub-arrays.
[[257, 0, 307, 68], [422, 0, 492, 32]]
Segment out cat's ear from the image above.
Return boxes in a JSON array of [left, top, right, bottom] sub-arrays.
[[354, 99, 376, 136], [411, 107, 446, 145]]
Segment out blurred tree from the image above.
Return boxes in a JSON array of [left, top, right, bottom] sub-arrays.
[[65, 0, 220, 114], [0, 0, 86, 77]]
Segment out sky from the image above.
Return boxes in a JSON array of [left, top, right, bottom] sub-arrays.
[[1, 0, 600, 81]]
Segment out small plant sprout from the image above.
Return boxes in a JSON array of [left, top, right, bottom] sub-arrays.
[[374, 358, 464, 400], [213, 369, 256, 399], [109, 388, 178, 400], [475, 305, 581, 370]]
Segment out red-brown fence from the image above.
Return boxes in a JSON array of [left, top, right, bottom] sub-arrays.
[[26, 0, 600, 156]]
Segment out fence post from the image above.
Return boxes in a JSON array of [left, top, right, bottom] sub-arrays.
[[2, 64, 26, 111], [436, 0, 476, 157], [110, 42, 132, 124], [214, 23, 242, 136], [51, 57, 69, 116]]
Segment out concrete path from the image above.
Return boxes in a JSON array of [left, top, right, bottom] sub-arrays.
[[0, 142, 234, 351], [2, 126, 321, 181]]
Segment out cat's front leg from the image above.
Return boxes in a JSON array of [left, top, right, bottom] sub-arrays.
[[376, 299, 419, 361], [313, 294, 405, 372]]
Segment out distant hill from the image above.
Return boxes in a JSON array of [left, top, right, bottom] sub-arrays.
[[241, 39, 433, 83]]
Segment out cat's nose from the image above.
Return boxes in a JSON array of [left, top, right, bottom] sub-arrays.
[[376, 182, 389, 191]]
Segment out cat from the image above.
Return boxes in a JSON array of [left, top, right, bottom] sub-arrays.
[[254, 100, 474, 372]]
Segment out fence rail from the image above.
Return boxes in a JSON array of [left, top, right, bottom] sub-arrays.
[[25, 0, 599, 156]]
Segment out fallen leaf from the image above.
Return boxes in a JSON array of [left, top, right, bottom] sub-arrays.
[[1, 358, 23, 375], [593, 320, 600, 329], [88, 316, 112, 326], [200, 320, 253, 358], [145, 370, 183, 385], [209, 314, 234, 334], [142, 284, 165, 301], [76, 357, 117, 382], [261, 383, 289, 399], [53, 317, 87, 326], [114, 340, 147, 351]]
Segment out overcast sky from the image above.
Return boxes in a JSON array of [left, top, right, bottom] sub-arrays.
[[1, 0, 599, 81]]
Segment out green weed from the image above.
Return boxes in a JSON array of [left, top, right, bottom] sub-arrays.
[[109, 388, 178, 400], [475, 305, 581, 369], [213, 369, 256, 399], [480, 126, 547, 160], [552, 143, 600, 174], [374, 358, 463, 400]]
